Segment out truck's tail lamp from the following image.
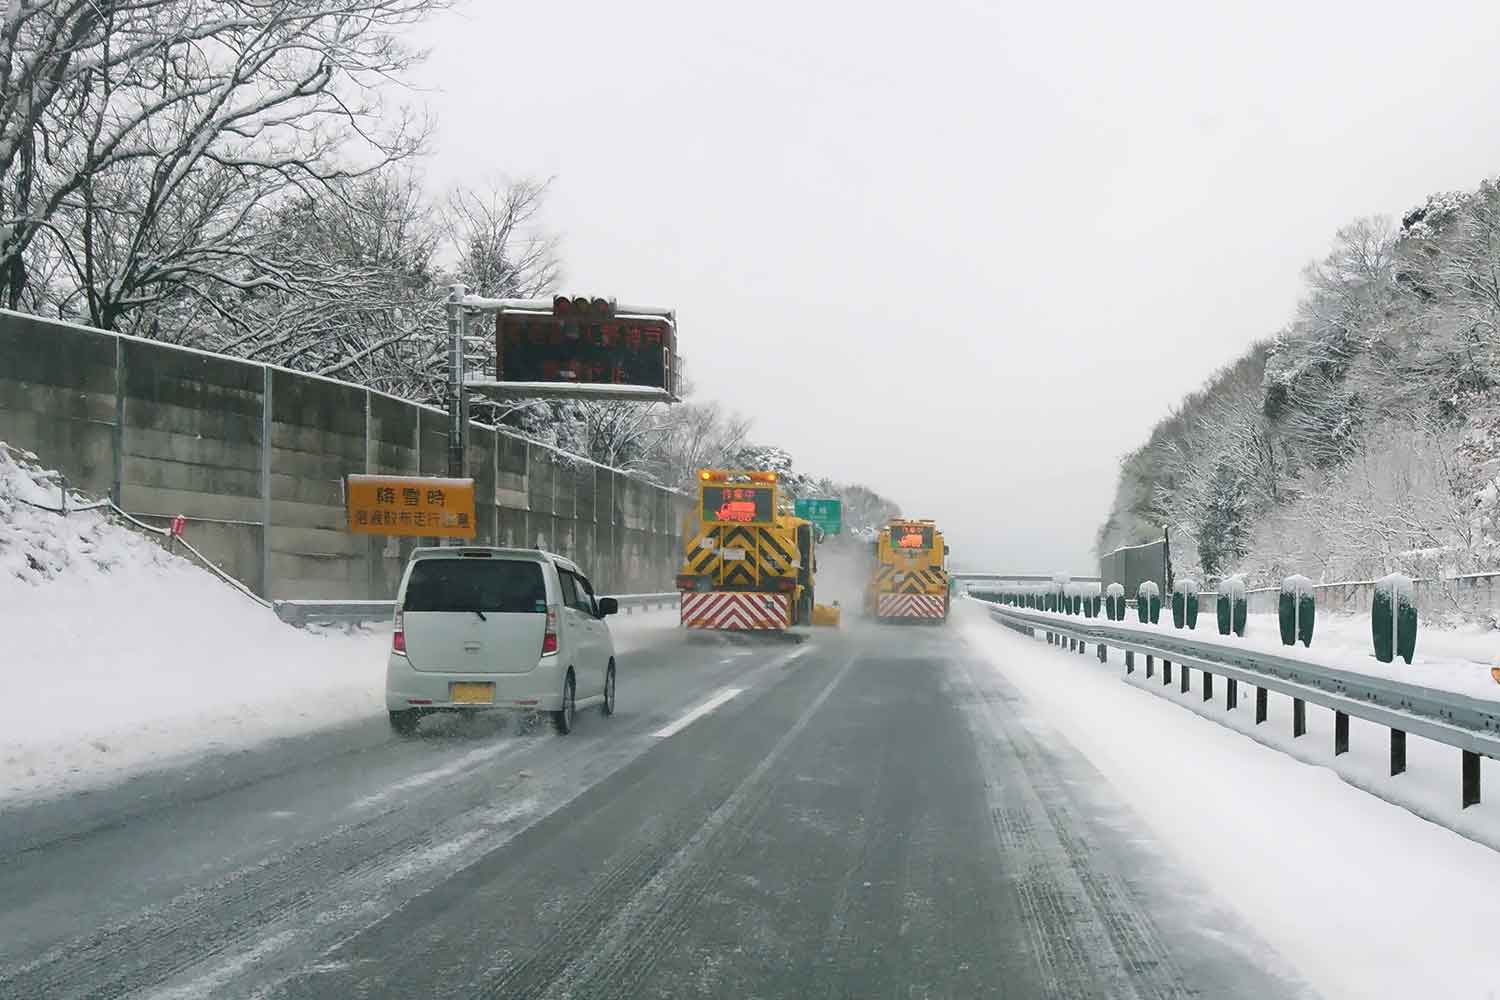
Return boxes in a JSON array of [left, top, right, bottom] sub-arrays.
[[677, 574, 713, 592], [541, 605, 560, 656], [392, 609, 406, 655], [772, 578, 798, 592]]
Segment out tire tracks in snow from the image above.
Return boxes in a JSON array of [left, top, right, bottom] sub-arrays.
[[951, 653, 1195, 1000]]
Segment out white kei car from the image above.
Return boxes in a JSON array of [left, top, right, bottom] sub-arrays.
[[385, 547, 619, 735]]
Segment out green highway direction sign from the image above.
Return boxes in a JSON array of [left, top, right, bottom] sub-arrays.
[[795, 497, 843, 535]]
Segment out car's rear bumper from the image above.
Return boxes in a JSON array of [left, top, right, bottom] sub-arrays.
[[385, 655, 567, 712]]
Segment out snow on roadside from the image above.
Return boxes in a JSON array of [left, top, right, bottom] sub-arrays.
[[0, 443, 383, 804], [608, 606, 683, 654], [1, 444, 687, 805], [959, 602, 1500, 1000]]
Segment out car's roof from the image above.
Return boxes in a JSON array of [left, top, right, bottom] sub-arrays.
[[408, 545, 580, 573]]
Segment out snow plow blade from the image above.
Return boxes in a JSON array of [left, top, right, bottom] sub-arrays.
[[812, 603, 841, 627]]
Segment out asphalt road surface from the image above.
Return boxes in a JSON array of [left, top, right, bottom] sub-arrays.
[[0, 605, 1311, 999]]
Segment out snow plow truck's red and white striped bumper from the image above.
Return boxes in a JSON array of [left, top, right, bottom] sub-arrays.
[[681, 592, 792, 630], [877, 594, 946, 619]]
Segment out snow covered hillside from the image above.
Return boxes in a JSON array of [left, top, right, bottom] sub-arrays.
[[1097, 177, 1500, 595]]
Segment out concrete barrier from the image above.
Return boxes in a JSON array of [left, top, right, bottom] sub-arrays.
[[0, 310, 691, 600]]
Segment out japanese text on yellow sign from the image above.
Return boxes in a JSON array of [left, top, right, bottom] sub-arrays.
[[346, 475, 476, 538]]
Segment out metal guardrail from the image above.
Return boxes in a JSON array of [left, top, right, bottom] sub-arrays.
[[953, 572, 1101, 584], [273, 592, 681, 627], [979, 600, 1500, 809]]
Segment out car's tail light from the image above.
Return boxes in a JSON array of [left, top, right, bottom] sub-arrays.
[[392, 609, 406, 655], [541, 605, 559, 656]]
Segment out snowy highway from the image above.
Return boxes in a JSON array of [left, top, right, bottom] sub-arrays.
[[0, 604, 1314, 1000], [5, 602, 1500, 998]]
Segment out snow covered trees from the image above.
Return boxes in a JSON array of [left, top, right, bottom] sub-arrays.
[[1, 0, 447, 321], [1098, 174, 1500, 590]]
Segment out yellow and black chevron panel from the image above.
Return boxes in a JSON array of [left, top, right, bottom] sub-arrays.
[[720, 524, 761, 587], [758, 526, 796, 577], [685, 523, 722, 577]]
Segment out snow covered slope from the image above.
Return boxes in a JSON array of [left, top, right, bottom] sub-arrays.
[[0, 443, 390, 803], [0, 443, 685, 805]]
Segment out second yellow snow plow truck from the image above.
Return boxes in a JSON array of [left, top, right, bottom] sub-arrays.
[[677, 469, 818, 630], [865, 518, 950, 623]]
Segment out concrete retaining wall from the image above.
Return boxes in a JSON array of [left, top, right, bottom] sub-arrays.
[[0, 310, 690, 599]]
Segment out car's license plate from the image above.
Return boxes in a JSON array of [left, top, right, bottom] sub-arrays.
[[450, 682, 494, 705]]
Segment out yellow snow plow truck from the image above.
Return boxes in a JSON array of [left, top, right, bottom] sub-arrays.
[[676, 469, 820, 630], [865, 519, 950, 623]]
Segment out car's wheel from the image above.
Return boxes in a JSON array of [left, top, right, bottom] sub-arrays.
[[389, 709, 422, 737], [553, 671, 576, 734], [602, 661, 616, 716]]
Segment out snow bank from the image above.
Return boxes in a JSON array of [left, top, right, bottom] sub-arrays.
[[1, 444, 390, 803], [960, 605, 1500, 1000], [0, 441, 686, 805]]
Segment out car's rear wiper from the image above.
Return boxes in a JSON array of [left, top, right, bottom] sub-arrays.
[[471, 609, 488, 621]]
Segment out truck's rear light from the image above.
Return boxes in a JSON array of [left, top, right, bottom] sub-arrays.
[[541, 605, 559, 656], [392, 609, 406, 655], [407, 698, 431, 705], [774, 578, 797, 592]]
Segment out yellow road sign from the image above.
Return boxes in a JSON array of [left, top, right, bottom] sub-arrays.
[[346, 475, 476, 538]]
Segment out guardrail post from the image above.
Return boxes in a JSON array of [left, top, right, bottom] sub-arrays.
[[1255, 687, 1267, 724], [1462, 751, 1481, 808], [1180, 662, 1189, 694], [1293, 698, 1306, 737], [1334, 711, 1349, 755], [1145, 654, 1153, 679], [1097, 643, 1107, 663], [1125, 650, 1135, 673], [1163, 659, 1172, 686], [1203, 671, 1213, 701], [1227, 677, 1238, 710], [1390, 729, 1406, 776]]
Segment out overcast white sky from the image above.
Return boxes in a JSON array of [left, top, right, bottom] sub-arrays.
[[410, 0, 1500, 573]]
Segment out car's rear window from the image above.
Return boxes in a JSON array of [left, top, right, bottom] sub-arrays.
[[402, 559, 546, 613]]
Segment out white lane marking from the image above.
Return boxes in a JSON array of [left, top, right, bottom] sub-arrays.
[[542, 648, 859, 998], [350, 739, 527, 811], [652, 687, 745, 739]]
